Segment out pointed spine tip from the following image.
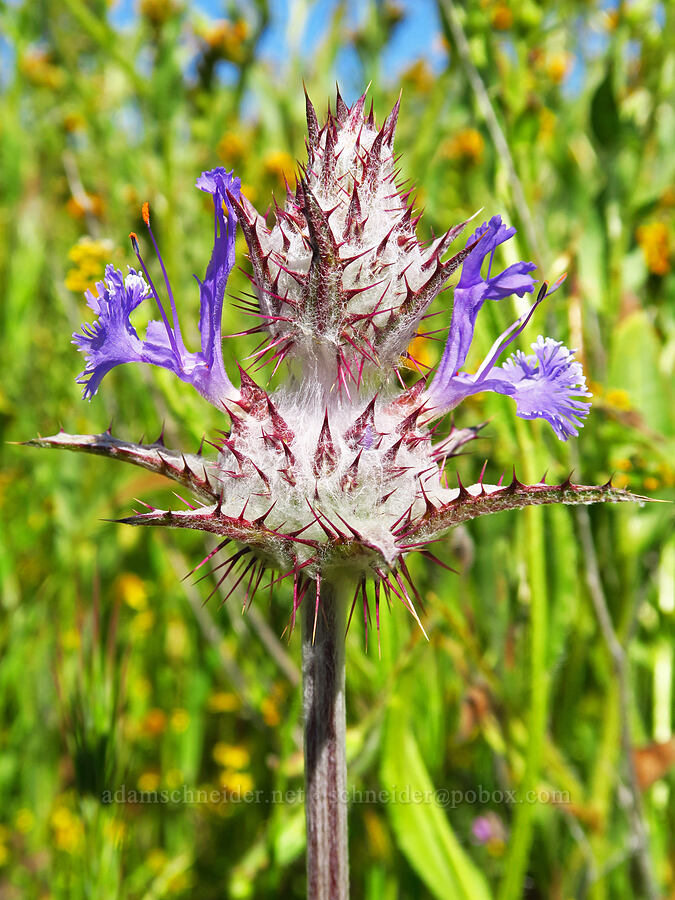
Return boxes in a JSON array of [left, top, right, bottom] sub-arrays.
[[456, 473, 471, 501]]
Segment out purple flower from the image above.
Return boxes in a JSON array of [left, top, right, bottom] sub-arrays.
[[472, 816, 495, 844], [428, 216, 590, 441], [471, 813, 506, 846], [432, 216, 536, 387], [73, 167, 241, 407]]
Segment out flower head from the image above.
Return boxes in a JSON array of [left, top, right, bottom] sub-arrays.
[[34, 88, 640, 638], [227, 90, 482, 392]]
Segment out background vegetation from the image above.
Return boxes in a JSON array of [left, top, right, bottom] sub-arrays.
[[1, 0, 674, 897]]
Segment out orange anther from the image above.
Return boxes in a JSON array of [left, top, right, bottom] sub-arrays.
[[142, 201, 150, 225]]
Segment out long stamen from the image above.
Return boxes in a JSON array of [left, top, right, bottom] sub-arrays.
[[129, 232, 180, 359], [486, 245, 496, 280], [142, 202, 186, 353]]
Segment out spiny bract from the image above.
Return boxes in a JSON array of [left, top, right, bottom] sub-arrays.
[[231, 90, 478, 386], [31, 88, 641, 637]]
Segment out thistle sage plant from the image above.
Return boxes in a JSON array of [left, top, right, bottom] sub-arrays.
[[31, 89, 641, 899]]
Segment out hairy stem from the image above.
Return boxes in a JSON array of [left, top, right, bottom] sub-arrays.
[[302, 583, 349, 900]]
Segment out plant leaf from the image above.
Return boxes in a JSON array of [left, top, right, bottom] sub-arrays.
[[381, 707, 493, 900], [396, 477, 650, 545], [24, 431, 221, 502]]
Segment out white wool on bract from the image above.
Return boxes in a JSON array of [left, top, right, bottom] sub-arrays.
[[215, 386, 441, 571]]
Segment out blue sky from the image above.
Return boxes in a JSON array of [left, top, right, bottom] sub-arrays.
[[5, 0, 655, 99], [108, 0, 445, 95], [257, 0, 444, 81], [1, 0, 442, 94]]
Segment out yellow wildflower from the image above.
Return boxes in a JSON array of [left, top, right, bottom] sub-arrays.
[[66, 193, 104, 221], [604, 10, 620, 31], [20, 49, 64, 89], [363, 809, 391, 859], [166, 617, 189, 659], [261, 696, 281, 727], [213, 742, 250, 770], [404, 333, 436, 371], [539, 108, 556, 141], [657, 462, 674, 487], [636, 222, 670, 276], [140, 0, 177, 27], [201, 20, 249, 62], [142, 708, 167, 737], [442, 128, 485, 165], [546, 51, 570, 84], [50, 806, 83, 854], [115, 572, 148, 610], [218, 770, 254, 794], [263, 150, 296, 187], [65, 238, 114, 296], [241, 183, 257, 203], [208, 691, 240, 713], [402, 60, 434, 93], [130, 609, 155, 638], [218, 132, 247, 164], [60, 627, 81, 651], [491, 4, 513, 30], [165, 768, 184, 789], [605, 388, 631, 411], [170, 708, 190, 734], [138, 771, 162, 792], [147, 848, 168, 872], [487, 836, 506, 857], [63, 112, 86, 133]]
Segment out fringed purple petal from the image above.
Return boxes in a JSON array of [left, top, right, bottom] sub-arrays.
[[493, 336, 592, 440], [484, 260, 538, 300], [457, 216, 516, 288], [73, 266, 149, 399]]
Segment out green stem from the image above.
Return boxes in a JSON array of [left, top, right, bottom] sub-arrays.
[[498, 426, 549, 900], [59, 0, 146, 94], [302, 582, 349, 900]]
